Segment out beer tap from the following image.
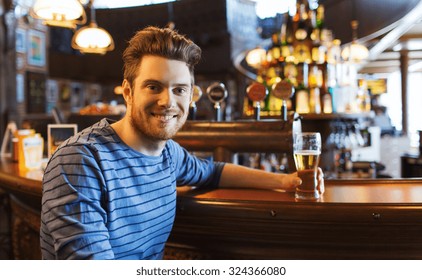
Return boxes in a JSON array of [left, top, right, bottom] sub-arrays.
[[246, 82, 268, 121], [189, 85, 203, 120], [271, 80, 295, 122], [206, 82, 228, 122]]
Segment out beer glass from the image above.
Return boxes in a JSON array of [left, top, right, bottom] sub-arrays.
[[293, 132, 321, 201]]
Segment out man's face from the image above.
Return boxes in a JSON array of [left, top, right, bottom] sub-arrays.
[[124, 55, 192, 141]]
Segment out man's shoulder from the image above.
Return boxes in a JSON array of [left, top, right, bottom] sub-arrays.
[[70, 118, 114, 143], [53, 118, 115, 155]]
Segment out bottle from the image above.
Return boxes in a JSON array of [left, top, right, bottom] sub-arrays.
[[316, 4, 325, 30], [327, 39, 341, 65], [322, 89, 333, 113], [318, 4, 333, 48], [295, 63, 310, 114], [309, 7, 325, 64], [326, 60, 339, 113], [269, 32, 281, 67], [294, 1, 309, 41], [309, 87, 321, 114], [295, 83, 310, 114], [356, 85, 371, 112], [283, 62, 298, 111], [281, 12, 294, 59], [310, 7, 319, 42], [308, 65, 322, 114]]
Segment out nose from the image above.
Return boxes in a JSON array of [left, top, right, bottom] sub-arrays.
[[157, 88, 175, 108]]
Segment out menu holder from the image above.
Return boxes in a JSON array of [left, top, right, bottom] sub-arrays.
[[47, 124, 78, 158], [272, 80, 295, 121], [246, 82, 268, 120], [206, 82, 228, 122], [189, 85, 203, 120]]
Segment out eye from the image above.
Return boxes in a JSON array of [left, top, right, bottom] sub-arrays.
[[173, 87, 189, 96], [146, 84, 161, 93]]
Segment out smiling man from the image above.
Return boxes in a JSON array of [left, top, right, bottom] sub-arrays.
[[40, 26, 323, 260]]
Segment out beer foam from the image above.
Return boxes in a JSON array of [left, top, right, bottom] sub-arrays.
[[294, 150, 321, 155]]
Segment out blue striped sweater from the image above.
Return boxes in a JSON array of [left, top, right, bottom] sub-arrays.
[[40, 118, 224, 260]]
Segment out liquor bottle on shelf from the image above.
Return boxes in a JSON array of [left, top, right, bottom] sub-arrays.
[[281, 11, 294, 59], [309, 88, 321, 114], [322, 87, 333, 114], [293, 0, 313, 64], [283, 61, 298, 111], [308, 65, 322, 113], [294, 1, 309, 42], [269, 32, 281, 67], [295, 82, 310, 114], [295, 62, 310, 114], [356, 85, 371, 112]]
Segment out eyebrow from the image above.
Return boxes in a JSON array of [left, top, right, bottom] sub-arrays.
[[141, 79, 191, 88]]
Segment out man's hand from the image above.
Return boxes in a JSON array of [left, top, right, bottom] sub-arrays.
[[316, 167, 325, 194], [284, 167, 325, 194]]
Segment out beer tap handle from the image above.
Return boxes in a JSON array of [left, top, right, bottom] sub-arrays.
[[206, 82, 228, 122], [214, 102, 221, 122], [246, 82, 268, 121], [254, 102, 261, 121], [189, 102, 197, 120], [281, 100, 288, 121], [189, 85, 203, 121], [272, 80, 294, 122]]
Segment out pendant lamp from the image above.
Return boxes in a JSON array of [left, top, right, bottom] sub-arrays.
[[71, 0, 114, 55], [30, 0, 87, 29], [341, 20, 369, 63]]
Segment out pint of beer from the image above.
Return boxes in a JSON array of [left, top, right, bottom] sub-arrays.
[[293, 132, 321, 201]]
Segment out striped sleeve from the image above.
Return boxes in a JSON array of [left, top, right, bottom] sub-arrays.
[[167, 140, 225, 188], [41, 143, 115, 260]]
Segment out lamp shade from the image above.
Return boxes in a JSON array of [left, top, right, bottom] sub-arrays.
[[341, 42, 369, 63], [71, 22, 115, 54], [246, 48, 267, 69], [341, 20, 369, 63], [31, 0, 86, 28]]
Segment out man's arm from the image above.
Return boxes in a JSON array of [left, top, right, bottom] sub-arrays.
[[218, 163, 324, 193], [40, 145, 115, 260]]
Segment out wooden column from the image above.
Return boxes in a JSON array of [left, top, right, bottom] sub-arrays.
[[400, 50, 409, 135], [0, 0, 7, 139], [0, 0, 17, 140]]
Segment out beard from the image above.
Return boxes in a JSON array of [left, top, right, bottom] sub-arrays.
[[129, 105, 188, 141]]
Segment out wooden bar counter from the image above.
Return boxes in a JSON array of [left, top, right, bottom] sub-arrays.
[[1, 158, 422, 259]]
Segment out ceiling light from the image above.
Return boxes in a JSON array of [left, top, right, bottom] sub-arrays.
[[245, 47, 267, 69], [30, 0, 86, 29], [341, 20, 369, 63], [341, 43, 369, 62], [71, 1, 114, 55]]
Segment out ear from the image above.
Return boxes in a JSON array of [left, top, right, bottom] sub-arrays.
[[122, 79, 132, 104]]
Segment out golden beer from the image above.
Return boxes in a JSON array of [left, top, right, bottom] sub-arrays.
[[293, 132, 322, 201], [294, 150, 321, 171], [294, 150, 321, 200]]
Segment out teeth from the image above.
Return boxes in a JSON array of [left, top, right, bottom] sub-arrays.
[[154, 115, 174, 121]]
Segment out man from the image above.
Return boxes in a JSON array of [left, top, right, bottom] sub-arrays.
[[40, 26, 324, 260]]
